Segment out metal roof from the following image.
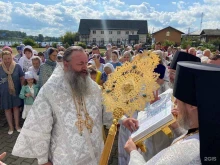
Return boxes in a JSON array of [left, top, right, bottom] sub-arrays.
[[78, 19, 148, 35]]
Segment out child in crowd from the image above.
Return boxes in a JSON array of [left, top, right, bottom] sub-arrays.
[[19, 45, 34, 72], [100, 63, 114, 84], [88, 65, 102, 85], [38, 52, 45, 63], [111, 50, 122, 69], [19, 71, 38, 119]]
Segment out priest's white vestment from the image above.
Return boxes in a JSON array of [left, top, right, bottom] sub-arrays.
[[12, 65, 110, 165], [129, 133, 201, 165]]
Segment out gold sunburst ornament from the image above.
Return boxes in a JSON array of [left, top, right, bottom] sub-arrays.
[[99, 51, 160, 165], [103, 50, 160, 117]]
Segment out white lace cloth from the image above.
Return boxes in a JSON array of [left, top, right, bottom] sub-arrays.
[[12, 65, 112, 165], [129, 133, 201, 165]]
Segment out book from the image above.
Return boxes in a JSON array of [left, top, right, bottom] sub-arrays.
[[131, 89, 175, 142]]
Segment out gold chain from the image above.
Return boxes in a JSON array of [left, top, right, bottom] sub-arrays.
[[171, 130, 199, 146], [73, 96, 94, 136]]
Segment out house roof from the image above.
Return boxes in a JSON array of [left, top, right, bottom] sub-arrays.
[[182, 30, 201, 36], [78, 19, 148, 35], [200, 29, 220, 36], [152, 26, 184, 35]]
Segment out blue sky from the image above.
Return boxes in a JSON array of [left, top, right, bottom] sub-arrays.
[[0, 0, 219, 37]]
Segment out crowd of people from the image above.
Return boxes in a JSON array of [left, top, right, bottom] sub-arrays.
[[0, 42, 220, 165]]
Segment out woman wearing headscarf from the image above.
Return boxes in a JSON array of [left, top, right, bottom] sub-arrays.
[[121, 51, 132, 63], [18, 45, 34, 72], [111, 50, 122, 69], [0, 51, 25, 134], [100, 63, 115, 84], [38, 48, 58, 88]]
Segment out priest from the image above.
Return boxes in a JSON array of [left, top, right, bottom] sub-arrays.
[[125, 62, 220, 165], [12, 46, 137, 165]]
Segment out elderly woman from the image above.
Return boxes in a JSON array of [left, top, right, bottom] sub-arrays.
[[0, 51, 25, 134], [121, 51, 132, 63], [28, 56, 42, 82], [100, 63, 114, 84], [38, 48, 58, 88]]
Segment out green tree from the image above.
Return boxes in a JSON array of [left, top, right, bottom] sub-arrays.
[[181, 38, 193, 49], [210, 38, 220, 48], [146, 33, 152, 45], [77, 42, 86, 49], [61, 32, 79, 46], [23, 38, 38, 47], [201, 42, 216, 52], [52, 42, 58, 48], [38, 34, 44, 42], [162, 40, 175, 47], [64, 42, 70, 48]]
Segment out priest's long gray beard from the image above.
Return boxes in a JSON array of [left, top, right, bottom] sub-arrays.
[[65, 69, 91, 98], [177, 108, 191, 130]]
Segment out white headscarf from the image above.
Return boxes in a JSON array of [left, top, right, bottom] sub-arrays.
[[104, 63, 115, 72]]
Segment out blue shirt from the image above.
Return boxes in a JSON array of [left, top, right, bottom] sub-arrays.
[[101, 72, 108, 83], [111, 62, 122, 69]]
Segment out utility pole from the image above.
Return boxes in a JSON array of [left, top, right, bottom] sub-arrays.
[[200, 12, 204, 31], [188, 27, 190, 35]]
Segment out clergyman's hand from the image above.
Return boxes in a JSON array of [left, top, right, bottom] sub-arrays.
[[122, 118, 139, 133], [169, 108, 179, 129], [124, 137, 137, 154], [0, 152, 6, 165]]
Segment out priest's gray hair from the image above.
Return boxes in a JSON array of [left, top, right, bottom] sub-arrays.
[[63, 46, 85, 62]]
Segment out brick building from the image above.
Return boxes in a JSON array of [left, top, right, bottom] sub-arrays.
[[152, 26, 184, 45]]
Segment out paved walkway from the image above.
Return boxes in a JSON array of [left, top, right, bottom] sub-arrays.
[[0, 111, 118, 165]]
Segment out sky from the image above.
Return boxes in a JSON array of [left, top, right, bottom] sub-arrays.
[[0, 0, 220, 37]]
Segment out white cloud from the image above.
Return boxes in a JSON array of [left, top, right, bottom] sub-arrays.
[[0, 1, 13, 22], [204, 0, 219, 4], [0, 0, 219, 37], [62, 0, 98, 5]]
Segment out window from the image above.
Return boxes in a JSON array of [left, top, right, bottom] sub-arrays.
[[109, 31, 112, 34], [117, 38, 121, 44], [117, 31, 121, 34], [126, 31, 129, 35], [166, 31, 170, 37], [101, 31, 104, 34], [101, 38, 104, 44], [109, 38, 112, 43], [92, 30, 96, 34], [93, 38, 96, 43], [131, 31, 134, 35]]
